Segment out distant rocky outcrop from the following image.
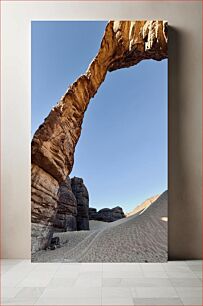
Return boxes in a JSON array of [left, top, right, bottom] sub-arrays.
[[71, 177, 89, 230], [89, 208, 98, 220], [89, 206, 125, 222], [31, 21, 168, 252]]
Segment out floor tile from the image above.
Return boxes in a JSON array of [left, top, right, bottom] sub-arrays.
[[17, 273, 56, 287], [180, 296, 202, 305], [103, 263, 142, 273], [14, 287, 45, 298], [188, 264, 202, 272], [193, 271, 202, 279], [2, 287, 22, 299], [2, 262, 36, 287], [3, 296, 39, 305], [162, 261, 187, 266], [54, 269, 80, 278], [35, 297, 102, 305], [123, 277, 172, 287], [41, 287, 101, 298], [175, 287, 202, 298], [170, 277, 202, 287], [1, 264, 17, 274], [1, 259, 202, 306], [56, 263, 82, 271], [0, 259, 24, 265], [102, 287, 132, 298], [103, 270, 143, 278], [186, 260, 202, 266], [142, 271, 169, 278], [47, 277, 76, 288], [140, 263, 165, 272], [75, 277, 102, 287], [102, 297, 134, 305], [102, 277, 122, 287], [74, 271, 102, 287], [78, 271, 102, 278], [1, 299, 10, 305], [80, 263, 103, 272], [166, 271, 197, 279], [31, 263, 60, 273], [133, 297, 183, 305], [163, 265, 192, 272], [135, 286, 179, 298]]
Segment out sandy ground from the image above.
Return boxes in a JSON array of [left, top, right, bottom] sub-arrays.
[[32, 191, 168, 263]]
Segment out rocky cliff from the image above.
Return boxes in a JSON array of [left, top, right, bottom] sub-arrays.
[[31, 20, 168, 253], [71, 177, 89, 231], [53, 176, 77, 232]]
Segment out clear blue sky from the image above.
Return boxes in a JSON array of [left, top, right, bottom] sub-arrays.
[[32, 21, 167, 213]]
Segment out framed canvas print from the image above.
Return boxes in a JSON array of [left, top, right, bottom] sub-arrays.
[[31, 20, 168, 262]]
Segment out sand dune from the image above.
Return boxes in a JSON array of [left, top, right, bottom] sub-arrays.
[[126, 194, 160, 217], [32, 191, 168, 263]]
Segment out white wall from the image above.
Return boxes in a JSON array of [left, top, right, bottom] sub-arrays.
[[1, 1, 202, 259]]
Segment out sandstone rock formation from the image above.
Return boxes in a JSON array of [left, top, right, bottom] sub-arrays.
[[71, 177, 89, 231], [31, 165, 59, 253], [31, 20, 168, 252], [89, 206, 125, 222], [53, 176, 77, 232]]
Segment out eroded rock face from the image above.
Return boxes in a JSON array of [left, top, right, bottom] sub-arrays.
[[71, 177, 89, 230], [31, 20, 168, 252], [53, 176, 77, 231], [31, 223, 54, 254], [89, 206, 125, 222], [31, 164, 59, 225]]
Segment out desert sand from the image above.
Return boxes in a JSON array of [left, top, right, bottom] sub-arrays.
[[126, 194, 160, 217], [32, 191, 168, 263]]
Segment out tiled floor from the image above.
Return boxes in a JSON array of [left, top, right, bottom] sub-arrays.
[[1, 260, 202, 305]]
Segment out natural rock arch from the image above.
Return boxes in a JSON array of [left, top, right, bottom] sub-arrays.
[[31, 20, 168, 252]]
